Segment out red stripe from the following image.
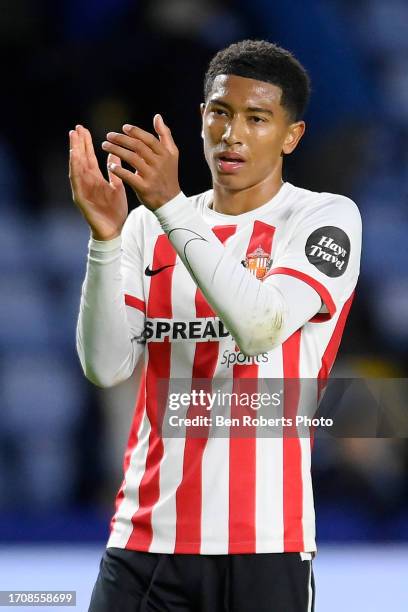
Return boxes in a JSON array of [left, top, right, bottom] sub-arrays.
[[212, 224, 237, 244], [229, 220, 276, 553], [317, 291, 355, 395], [175, 225, 236, 553], [125, 294, 145, 313], [311, 293, 355, 451], [126, 234, 176, 550], [147, 234, 177, 319], [126, 341, 171, 550], [247, 220, 275, 255], [110, 367, 146, 534], [282, 329, 304, 551], [195, 225, 237, 317], [264, 266, 336, 318]]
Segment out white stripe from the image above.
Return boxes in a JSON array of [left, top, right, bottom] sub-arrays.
[[300, 311, 339, 377], [298, 333, 319, 551], [307, 559, 313, 612], [107, 404, 151, 548], [200, 438, 230, 554], [255, 437, 284, 552], [200, 376, 233, 554], [299, 434, 316, 551]]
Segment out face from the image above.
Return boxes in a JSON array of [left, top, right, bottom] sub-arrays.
[[201, 74, 305, 191]]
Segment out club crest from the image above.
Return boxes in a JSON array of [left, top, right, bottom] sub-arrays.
[[241, 245, 272, 279]]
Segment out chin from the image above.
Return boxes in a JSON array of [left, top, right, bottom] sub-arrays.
[[213, 173, 252, 191]]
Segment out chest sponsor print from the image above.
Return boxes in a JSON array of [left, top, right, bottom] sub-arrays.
[[136, 318, 232, 342]]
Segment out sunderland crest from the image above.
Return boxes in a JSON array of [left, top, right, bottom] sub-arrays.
[[241, 245, 272, 279]]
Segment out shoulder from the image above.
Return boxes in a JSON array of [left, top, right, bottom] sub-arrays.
[[285, 183, 361, 230]]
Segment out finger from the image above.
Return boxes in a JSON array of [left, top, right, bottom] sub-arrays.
[[69, 128, 77, 164], [102, 141, 150, 175], [106, 132, 157, 165], [82, 126, 99, 170], [69, 129, 87, 203], [107, 153, 123, 188], [108, 160, 145, 192], [69, 128, 77, 152], [69, 129, 83, 185], [75, 124, 87, 159], [153, 114, 177, 153], [122, 123, 162, 155]]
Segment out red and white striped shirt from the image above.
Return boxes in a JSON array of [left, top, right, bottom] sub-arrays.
[[77, 181, 361, 554]]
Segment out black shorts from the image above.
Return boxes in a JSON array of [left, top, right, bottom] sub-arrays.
[[88, 547, 315, 612]]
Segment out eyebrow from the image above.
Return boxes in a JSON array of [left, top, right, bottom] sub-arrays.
[[208, 99, 274, 116]]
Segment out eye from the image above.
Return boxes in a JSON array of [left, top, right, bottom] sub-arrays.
[[249, 116, 266, 123], [211, 108, 228, 117]]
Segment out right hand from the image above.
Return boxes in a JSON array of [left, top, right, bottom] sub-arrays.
[[69, 125, 128, 241]]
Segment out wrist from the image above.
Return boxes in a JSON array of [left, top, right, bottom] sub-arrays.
[[144, 187, 182, 211], [91, 229, 121, 241], [157, 187, 182, 209], [89, 233, 122, 253], [153, 191, 191, 227]]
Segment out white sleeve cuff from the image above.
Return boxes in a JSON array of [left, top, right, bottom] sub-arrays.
[[89, 234, 122, 252], [153, 192, 192, 225], [88, 234, 122, 264]]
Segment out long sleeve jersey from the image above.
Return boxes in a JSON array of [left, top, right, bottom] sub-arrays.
[[77, 181, 361, 554]]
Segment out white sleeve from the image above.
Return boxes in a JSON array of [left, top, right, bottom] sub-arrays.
[[76, 211, 146, 388], [154, 192, 322, 355], [263, 193, 362, 319]]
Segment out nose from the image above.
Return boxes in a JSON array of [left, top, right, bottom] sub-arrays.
[[222, 116, 244, 146]]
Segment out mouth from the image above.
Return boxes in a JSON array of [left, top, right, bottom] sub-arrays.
[[215, 151, 246, 174]]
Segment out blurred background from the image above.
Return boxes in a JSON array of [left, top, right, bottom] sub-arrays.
[[0, 0, 407, 610]]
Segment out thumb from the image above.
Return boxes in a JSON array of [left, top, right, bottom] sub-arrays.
[[153, 114, 176, 152], [107, 153, 123, 187]]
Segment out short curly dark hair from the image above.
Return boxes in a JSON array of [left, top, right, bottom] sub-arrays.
[[204, 40, 311, 122]]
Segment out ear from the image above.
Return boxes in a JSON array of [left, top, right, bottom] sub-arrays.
[[282, 121, 306, 155], [200, 102, 205, 139]]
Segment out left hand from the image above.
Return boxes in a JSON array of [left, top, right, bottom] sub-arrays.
[[101, 114, 180, 211]]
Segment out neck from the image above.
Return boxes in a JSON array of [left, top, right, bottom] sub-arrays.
[[211, 166, 284, 216]]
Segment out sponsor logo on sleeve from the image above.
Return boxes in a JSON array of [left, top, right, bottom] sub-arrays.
[[305, 226, 350, 277]]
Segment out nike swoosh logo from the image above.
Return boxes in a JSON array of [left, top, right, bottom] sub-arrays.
[[145, 264, 176, 276]]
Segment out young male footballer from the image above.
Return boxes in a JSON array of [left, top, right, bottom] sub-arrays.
[[70, 40, 361, 611]]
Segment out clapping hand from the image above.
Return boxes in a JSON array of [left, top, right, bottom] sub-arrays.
[[69, 125, 128, 241], [101, 114, 181, 211]]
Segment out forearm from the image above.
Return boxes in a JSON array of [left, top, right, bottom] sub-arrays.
[[76, 236, 144, 387], [154, 193, 320, 355]]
